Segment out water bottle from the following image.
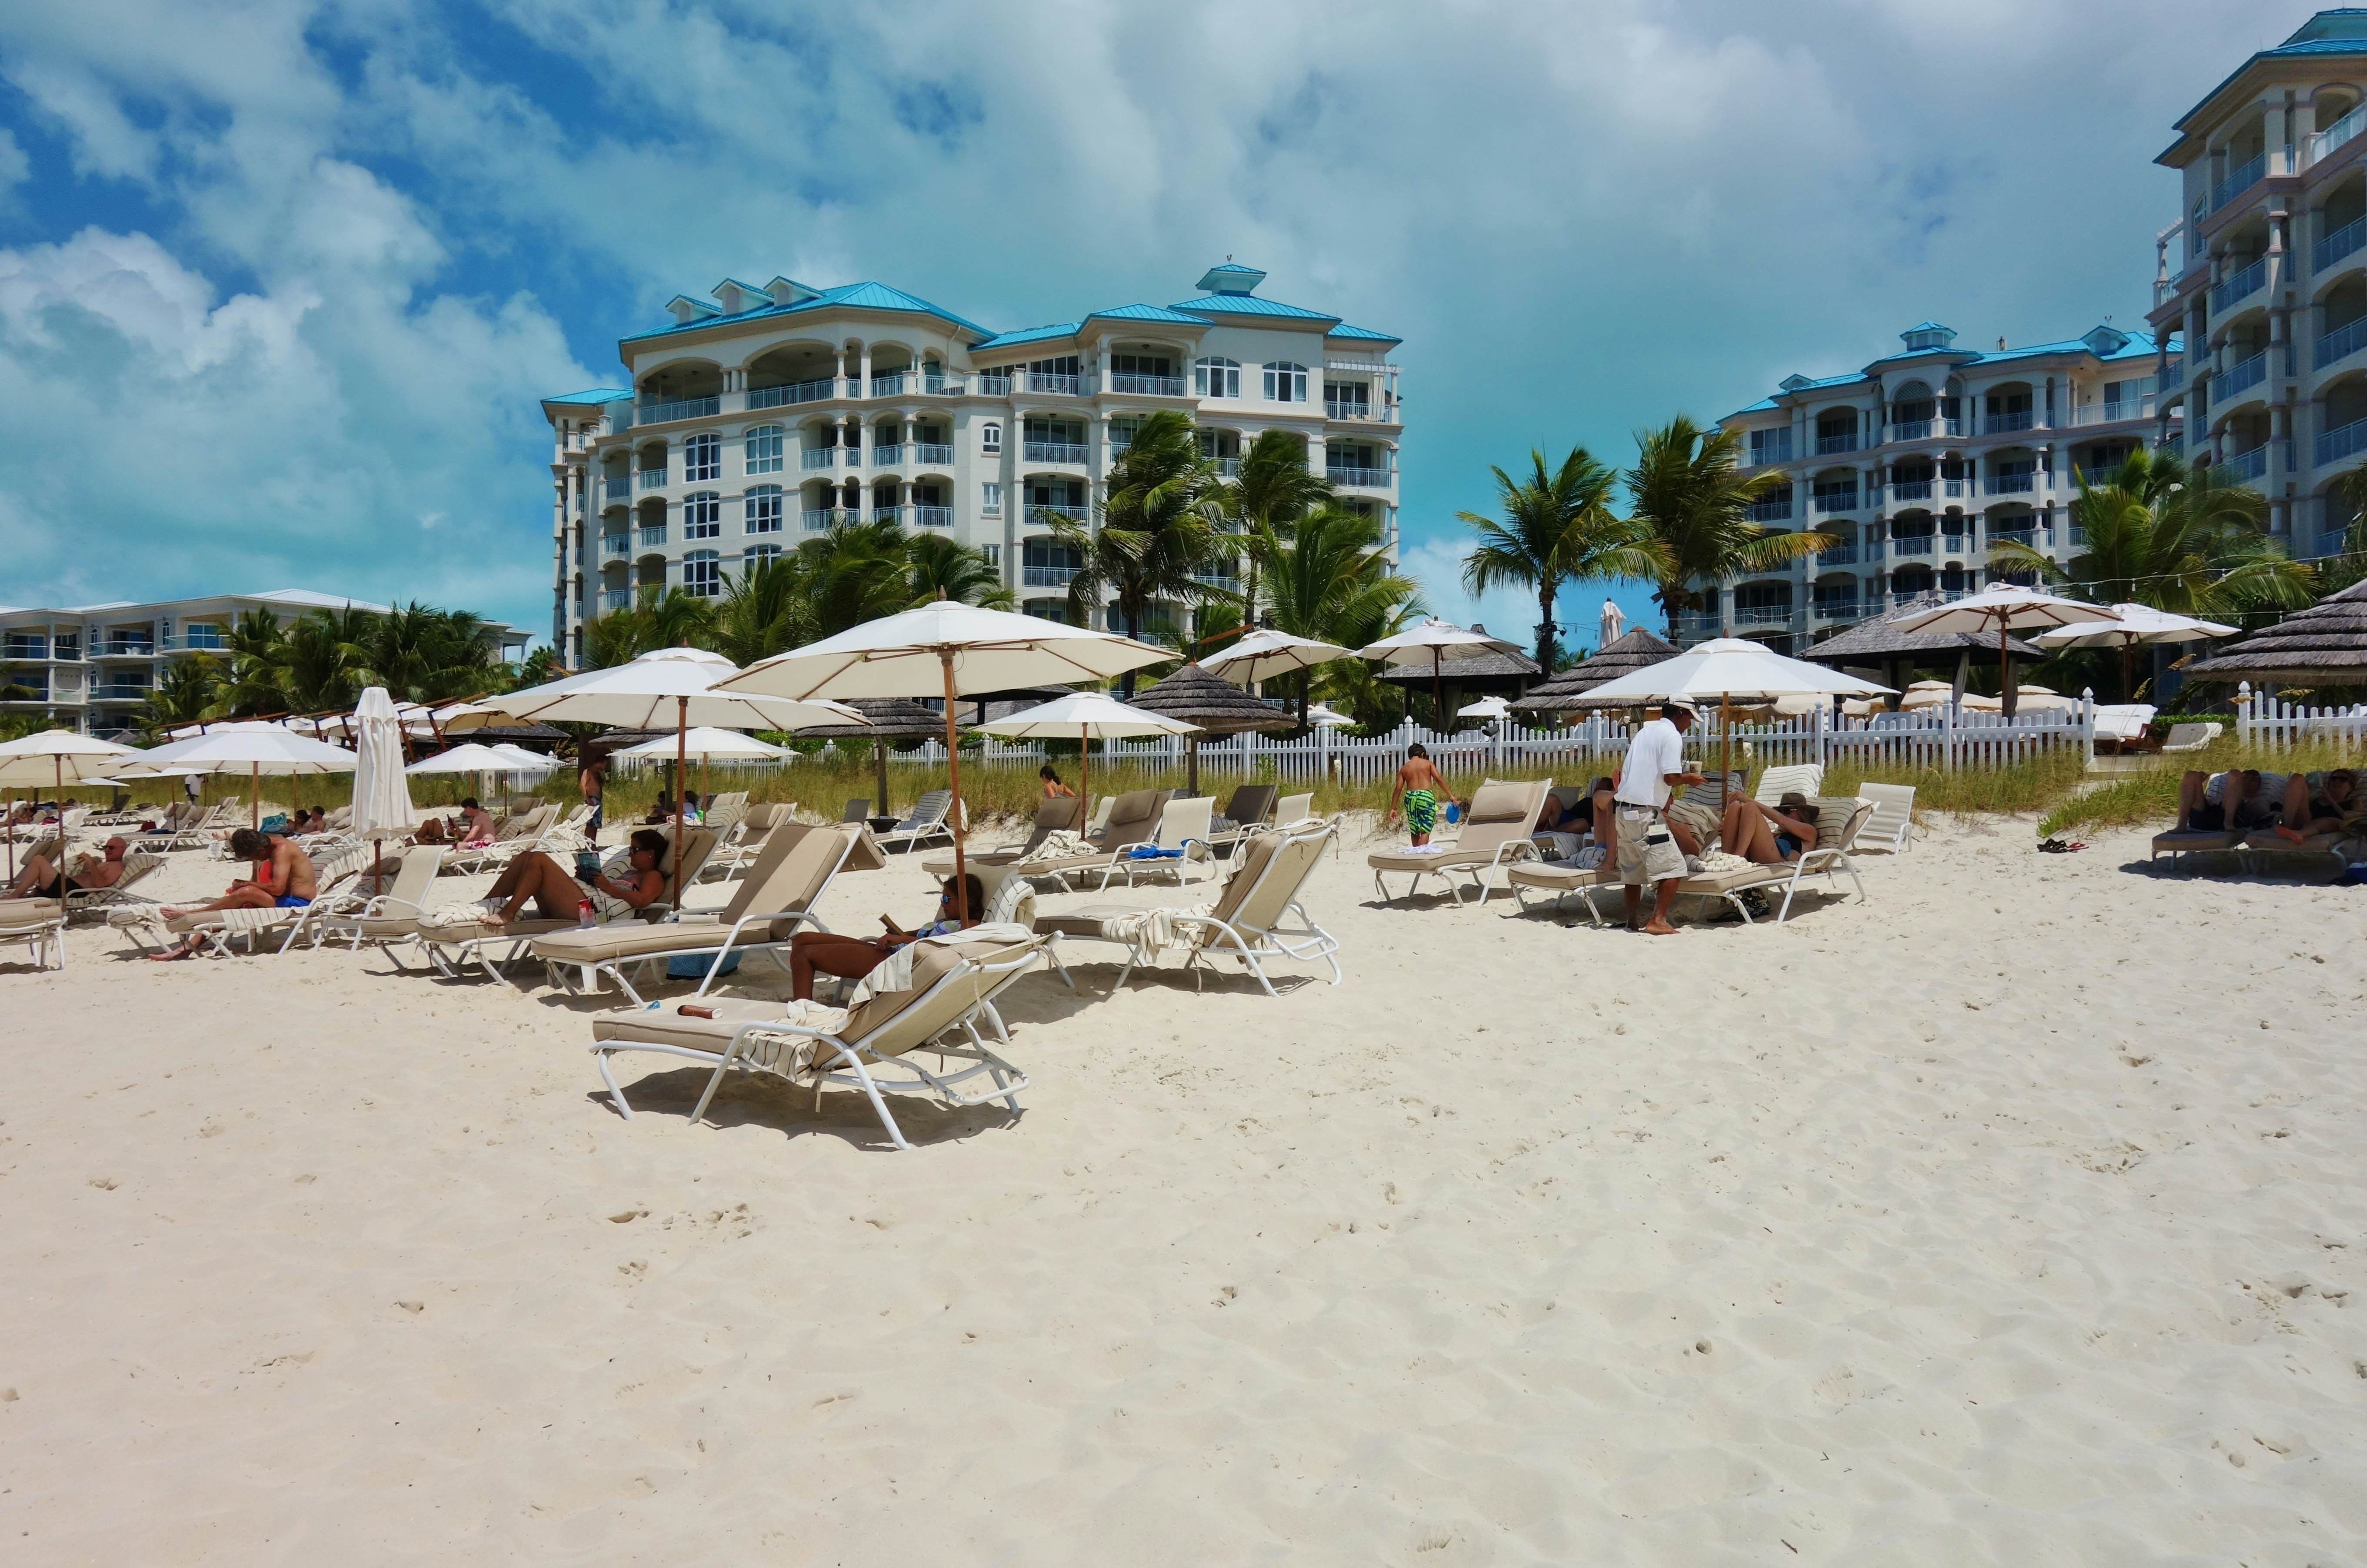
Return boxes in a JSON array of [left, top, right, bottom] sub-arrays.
[[577, 897, 594, 929]]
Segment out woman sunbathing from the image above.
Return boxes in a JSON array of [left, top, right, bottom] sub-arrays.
[[1717, 792, 1822, 864], [785, 874, 983, 1001], [475, 828, 667, 929]]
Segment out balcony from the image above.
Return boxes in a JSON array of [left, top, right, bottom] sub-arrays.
[[636, 468, 668, 490], [1983, 410, 2034, 434], [801, 447, 839, 470], [603, 476, 634, 502], [1811, 596, 1860, 621], [2317, 414, 2367, 467], [1888, 479, 1933, 501], [1031, 502, 1088, 523], [748, 378, 837, 410], [1990, 527, 2037, 549], [872, 505, 903, 525], [2210, 152, 2266, 213], [921, 374, 963, 396], [2312, 103, 2367, 165], [601, 534, 630, 559], [2218, 348, 2269, 398], [1984, 470, 2036, 494], [1023, 441, 1088, 464], [638, 524, 669, 548], [1110, 374, 1187, 396], [99, 641, 156, 658], [1674, 614, 1724, 642], [1814, 433, 1860, 455], [2072, 400, 2148, 425], [1748, 440, 1795, 467], [911, 506, 954, 528], [1810, 486, 1860, 514], [1890, 534, 1935, 557], [1745, 495, 1794, 522], [2319, 216, 2367, 274], [2161, 357, 2185, 389], [602, 589, 630, 613], [802, 508, 842, 531], [1888, 419, 1933, 440], [1325, 398, 1381, 420], [0, 679, 49, 701], [2210, 257, 2267, 313], [91, 683, 150, 701], [1940, 528, 1976, 553], [1214, 457, 1240, 477], [870, 372, 908, 397], [1326, 465, 1391, 488], [2216, 444, 2269, 483], [2317, 315, 2367, 370], [976, 374, 1013, 396], [636, 395, 720, 425], [1027, 372, 1085, 396], [1731, 604, 1794, 629], [1944, 476, 1968, 498], [871, 444, 904, 467], [913, 443, 953, 465], [1817, 544, 1859, 566], [4, 637, 48, 659], [1023, 565, 1079, 587]]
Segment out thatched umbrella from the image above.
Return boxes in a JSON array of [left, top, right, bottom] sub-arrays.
[[1126, 662, 1297, 794], [1510, 628, 1679, 714], [2180, 578, 2367, 687], [794, 697, 947, 816]]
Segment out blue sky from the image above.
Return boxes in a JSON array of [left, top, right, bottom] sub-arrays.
[[0, 0, 2315, 646]]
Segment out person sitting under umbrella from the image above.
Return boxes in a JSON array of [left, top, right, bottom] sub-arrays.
[[472, 828, 669, 931], [7, 836, 130, 900], [150, 827, 319, 959], [785, 874, 982, 1001], [1717, 792, 1822, 865]]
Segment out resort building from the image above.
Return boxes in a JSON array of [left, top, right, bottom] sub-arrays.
[[538, 264, 1404, 661], [1712, 321, 2171, 652], [2149, 7, 2367, 558], [0, 590, 532, 735]]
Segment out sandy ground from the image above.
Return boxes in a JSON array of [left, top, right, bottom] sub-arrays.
[[1, 813, 2363, 1565]]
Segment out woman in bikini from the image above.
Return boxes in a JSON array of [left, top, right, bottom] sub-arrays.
[[785, 874, 983, 1001], [474, 828, 669, 929]]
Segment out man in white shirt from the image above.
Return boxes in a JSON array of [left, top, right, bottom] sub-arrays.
[[1613, 699, 1705, 934]]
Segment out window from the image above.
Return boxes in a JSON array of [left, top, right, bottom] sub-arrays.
[[1194, 357, 1240, 398], [743, 544, 783, 570], [684, 550, 722, 597], [744, 484, 783, 534], [1112, 353, 1172, 377], [981, 544, 1000, 568], [1027, 354, 1082, 377], [1324, 380, 1370, 414], [1262, 361, 1307, 403], [980, 420, 1002, 453], [684, 432, 721, 481], [684, 491, 722, 539], [1109, 414, 1144, 450], [745, 424, 784, 474], [982, 481, 1003, 514]]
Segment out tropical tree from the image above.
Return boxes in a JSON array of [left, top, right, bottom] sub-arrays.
[[513, 647, 566, 687], [1250, 505, 1424, 727], [1992, 447, 2314, 698], [281, 611, 367, 712], [1625, 416, 1830, 637], [904, 530, 1015, 611], [210, 608, 290, 716], [1217, 429, 1334, 641], [709, 555, 812, 667], [1457, 446, 1662, 667], [140, 654, 221, 739], [1051, 408, 1226, 695]]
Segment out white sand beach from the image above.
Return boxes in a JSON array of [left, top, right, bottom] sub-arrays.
[[3, 817, 2363, 1564]]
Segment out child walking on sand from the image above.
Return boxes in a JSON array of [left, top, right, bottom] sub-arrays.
[[1382, 743, 1458, 847]]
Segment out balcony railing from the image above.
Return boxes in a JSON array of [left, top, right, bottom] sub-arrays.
[[1990, 527, 2037, 549], [1814, 433, 1860, 455], [870, 444, 903, 467], [1030, 502, 1089, 522], [602, 589, 630, 613], [2161, 357, 2185, 389], [2319, 215, 2367, 274], [2220, 349, 2269, 397], [1022, 565, 1079, 587], [1745, 495, 1794, 522], [1941, 528, 1975, 552], [1984, 470, 2036, 494], [1110, 373, 1187, 396], [1983, 410, 2034, 434], [1817, 544, 1859, 566], [636, 395, 720, 424], [2072, 399, 2148, 425], [637, 525, 667, 547], [1888, 419, 1933, 440], [1888, 479, 1933, 501], [1811, 597, 1860, 621], [871, 505, 902, 525], [2211, 152, 2266, 213], [913, 443, 953, 465], [911, 506, 954, 528], [91, 683, 151, 701], [1810, 487, 1860, 513], [922, 374, 963, 396], [1027, 372, 1084, 395], [1024, 441, 1088, 464], [1890, 534, 1935, 557], [99, 641, 156, 657], [603, 476, 633, 502], [870, 372, 908, 397], [637, 468, 668, 489], [601, 534, 630, 559], [1214, 456, 1240, 477], [801, 447, 839, 470], [2317, 315, 2367, 370], [2210, 257, 2267, 313], [1326, 465, 1391, 488], [2216, 444, 2270, 483], [1325, 398, 1380, 420], [1731, 604, 1793, 628], [748, 378, 837, 409], [975, 374, 1013, 396], [802, 508, 842, 531], [1673, 614, 1724, 642], [2317, 414, 2367, 467], [1749, 440, 1794, 467]]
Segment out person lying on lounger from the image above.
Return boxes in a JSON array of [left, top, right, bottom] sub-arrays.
[[150, 828, 319, 959], [7, 836, 130, 899], [1717, 792, 1822, 864], [472, 828, 668, 930], [784, 874, 983, 1001], [2177, 768, 2279, 833], [2273, 767, 2357, 842]]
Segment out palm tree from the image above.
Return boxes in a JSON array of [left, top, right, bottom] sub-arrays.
[[1458, 446, 1662, 667], [281, 611, 365, 712], [800, 517, 914, 637], [140, 654, 220, 739], [1625, 416, 1830, 637], [1218, 429, 1334, 642], [1992, 447, 2314, 698], [1052, 408, 1225, 695], [210, 608, 290, 716], [709, 554, 812, 667], [905, 531, 1015, 611], [1250, 505, 1424, 727]]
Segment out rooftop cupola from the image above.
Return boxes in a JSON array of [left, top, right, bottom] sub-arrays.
[[1899, 321, 1957, 351], [1195, 262, 1267, 295]]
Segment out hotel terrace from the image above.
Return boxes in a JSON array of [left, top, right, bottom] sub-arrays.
[[1712, 321, 2170, 653], [540, 264, 1404, 660]]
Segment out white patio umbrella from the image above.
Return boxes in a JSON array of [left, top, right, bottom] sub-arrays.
[[0, 730, 143, 895], [346, 686, 416, 886], [614, 726, 790, 810], [482, 743, 563, 775], [1199, 630, 1354, 684], [429, 701, 513, 736], [1897, 679, 1957, 711], [496, 646, 863, 895], [1458, 695, 1513, 720], [1357, 619, 1520, 729], [1889, 585, 2120, 717], [406, 742, 530, 775], [976, 690, 1200, 809], [1576, 637, 1895, 788], [716, 602, 1174, 920], [2032, 601, 2238, 703], [133, 722, 359, 832], [1305, 703, 1355, 728]]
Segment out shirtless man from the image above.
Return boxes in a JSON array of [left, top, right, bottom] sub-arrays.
[[8, 836, 131, 900], [1381, 743, 1459, 847], [150, 827, 318, 959]]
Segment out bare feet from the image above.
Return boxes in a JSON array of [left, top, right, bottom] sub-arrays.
[[1641, 918, 1679, 936], [2274, 824, 2305, 843]]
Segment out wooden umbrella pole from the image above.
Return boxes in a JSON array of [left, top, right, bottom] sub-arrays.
[[1079, 724, 1090, 822], [1431, 648, 1444, 737], [251, 761, 260, 829], [874, 739, 889, 819], [673, 697, 687, 906], [55, 756, 67, 921], [941, 649, 968, 922]]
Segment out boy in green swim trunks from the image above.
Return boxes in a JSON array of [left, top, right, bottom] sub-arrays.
[[1383, 743, 1460, 847]]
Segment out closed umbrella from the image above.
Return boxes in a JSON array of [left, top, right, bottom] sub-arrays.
[[347, 686, 417, 887], [0, 730, 143, 902], [1888, 585, 2119, 717], [716, 602, 1173, 920], [1358, 619, 1520, 730], [977, 690, 1198, 808], [2032, 602, 2238, 702]]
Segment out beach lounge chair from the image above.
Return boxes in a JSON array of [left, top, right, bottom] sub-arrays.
[[283, 847, 448, 951], [60, 851, 166, 920], [1367, 777, 1551, 906], [2092, 704, 2159, 753], [2159, 722, 2222, 754], [2147, 826, 2241, 871], [921, 793, 1087, 881], [1006, 788, 1170, 886], [1854, 782, 1917, 854], [588, 933, 1043, 1150], [1509, 797, 1873, 927], [1753, 764, 1824, 806], [443, 804, 560, 875], [0, 899, 66, 971], [840, 797, 870, 823], [1034, 821, 1340, 996], [404, 827, 723, 982], [1083, 794, 1116, 837], [1204, 784, 1277, 852], [529, 823, 866, 1002], [873, 790, 956, 853], [2237, 827, 2355, 873], [1096, 796, 1217, 889], [700, 801, 791, 881]]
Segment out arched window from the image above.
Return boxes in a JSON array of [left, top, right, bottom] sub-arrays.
[[1262, 362, 1307, 403], [980, 420, 1002, 454], [743, 484, 783, 534], [683, 432, 721, 481], [744, 424, 783, 474], [683, 550, 723, 597], [1194, 357, 1240, 398], [684, 491, 722, 539]]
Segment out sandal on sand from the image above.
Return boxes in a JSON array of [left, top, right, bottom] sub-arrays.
[[2037, 837, 2087, 854]]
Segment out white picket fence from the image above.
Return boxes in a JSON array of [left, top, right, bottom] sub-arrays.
[[2234, 685, 2367, 750], [855, 701, 2101, 782]]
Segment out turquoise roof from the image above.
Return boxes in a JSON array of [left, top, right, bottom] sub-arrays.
[[1727, 330, 2170, 419], [543, 387, 633, 404], [2172, 10, 2367, 133], [1326, 322, 1401, 344], [970, 320, 1083, 351], [970, 302, 1216, 352], [621, 280, 997, 345], [1170, 292, 1340, 323]]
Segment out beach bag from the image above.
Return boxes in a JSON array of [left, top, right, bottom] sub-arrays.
[[667, 951, 743, 978]]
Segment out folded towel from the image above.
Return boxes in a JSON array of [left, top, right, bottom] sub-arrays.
[[852, 922, 1034, 1003]]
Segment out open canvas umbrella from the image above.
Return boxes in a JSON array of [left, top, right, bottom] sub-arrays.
[[1305, 703, 1354, 728], [717, 602, 1174, 920], [977, 690, 1198, 807], [133, 724, 359, 870], [1459, 695, 1512, 720], [1576, 637, 1894, 790], [792, 698, 949, 821], [1889, 585, 2118, 717], [1359, 619, 1520, 729], [615, 725, 788, 809], [0, 730, 143, 899], [1199, 629, 1353, 684], [2033, 602, 2238, 702], [1124, 663, 1293, 794]]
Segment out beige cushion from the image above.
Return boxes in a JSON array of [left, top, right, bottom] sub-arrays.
[[1034, 903, 1157, 939], [1507, 862, 1616, 890], [530, 917, 746, 964], [590, 997, 797, 1051], [2152, 829, 2239, 851], [1464, 781, 1534, 825]]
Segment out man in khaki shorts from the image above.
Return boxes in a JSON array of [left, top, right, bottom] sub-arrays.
[[1613, 698, 1704, 935]]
